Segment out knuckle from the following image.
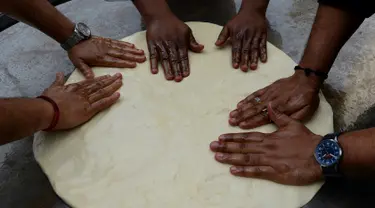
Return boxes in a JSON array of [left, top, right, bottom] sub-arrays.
[[242, 47, 250, 54], [232, 47, 241, 53], [149, 52, 158, 59], [252, 167, 263, 176], [251, 43, 260, 50], [161, 52, 169, 60], [239, 143, 247, 153], [246, 154, 260, 165], [278, 163, 290, 173], [180, 55, 188, 61], [235, 30, 245, 40], [95, 81, 104, 89], [263, 141, 277, 151], [96, 88, 105, 95], [95, 53, 105, 60]]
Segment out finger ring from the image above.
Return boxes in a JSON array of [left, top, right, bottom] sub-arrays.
[[254, 97, 261, 104], [261, 108, 272, 122], [261, 108, 268, 117]]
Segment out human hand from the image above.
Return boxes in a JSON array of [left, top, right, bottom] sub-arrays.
[[68, 36, 146, 79], [41, 72, 123, 130], [210, 104, 323, 185], [146, 15, 204, 82], [229, 71, 321, 129], [216, 11, 267, 71]]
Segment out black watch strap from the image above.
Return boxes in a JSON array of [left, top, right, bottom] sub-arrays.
[[294, 65, 328, 80]]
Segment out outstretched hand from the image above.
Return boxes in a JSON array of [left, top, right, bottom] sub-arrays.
[[229, 71, 321, 129], [211, 103, 323, 185], [42, 72, 123, 130], [68, 36, 146, 79], [146, 15, 204, 82], [216, 11, 267, 72]]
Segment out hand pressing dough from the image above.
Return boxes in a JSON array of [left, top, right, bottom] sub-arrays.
[[34, 22, 333, 208]]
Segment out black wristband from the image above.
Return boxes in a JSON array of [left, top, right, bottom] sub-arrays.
[[294, 65, 328, 80]]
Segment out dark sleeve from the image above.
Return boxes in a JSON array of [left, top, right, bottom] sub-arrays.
[[318, 0, 375, 18]]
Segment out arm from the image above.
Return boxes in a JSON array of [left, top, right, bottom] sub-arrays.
[[131, 0, 203, 82], [216, 0, 270, 71], [0, 0, 74, 43], [132, 0, 173, 25], [339, 128, 375, 178], [228, 2, 366, 130], [210, 104, 375, 185], [240, 0, 269, 14], [0, 72, 123, 145], [0, 0, 146, 79], [299, 3, 365, 81], [0, 98, 53, 144]]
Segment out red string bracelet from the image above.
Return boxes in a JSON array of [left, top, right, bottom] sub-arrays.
[[37, 95, 60, 131]]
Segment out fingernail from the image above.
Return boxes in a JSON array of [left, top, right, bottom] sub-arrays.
[[229, 118, 237, 126], [215, 153, 225, 160], [230, 166, 242, 174], [233, 63, 239, 69], [230, 110, 238, 117], [210, 141, 219, 150], [151, 69, 158, 74], [250, 63, 257, 70], [174, 76, 183, 82], [241, 65, 248, 72], [115, 73, 122, 78], [218, 135, 226, 140], [115, 92, 121, 96]]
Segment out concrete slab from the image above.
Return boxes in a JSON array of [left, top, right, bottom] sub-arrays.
[[1, 0, 375, 207]]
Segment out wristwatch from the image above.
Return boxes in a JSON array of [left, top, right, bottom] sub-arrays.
[[314, 133, 343, 177], [61, 23, 92, 51]]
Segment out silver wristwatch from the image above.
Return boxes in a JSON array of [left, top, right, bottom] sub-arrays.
[[61, 23, 92, 51]]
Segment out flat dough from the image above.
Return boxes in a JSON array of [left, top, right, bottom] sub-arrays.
[[34, 22, 333, 208]]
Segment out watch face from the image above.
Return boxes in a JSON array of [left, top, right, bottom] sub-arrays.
[[77, 23, 91, 38], [314, 139, 342, 167]]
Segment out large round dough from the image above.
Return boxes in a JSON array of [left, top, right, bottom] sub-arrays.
[[34, 22, 333, 208]]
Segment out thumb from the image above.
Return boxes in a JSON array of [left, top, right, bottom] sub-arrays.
[[189, 32, 204, 53], [75, 59, 94, 79], [268, 103, 292, 128], [215, 26, 229, 46], [51, 72, 65, 87]]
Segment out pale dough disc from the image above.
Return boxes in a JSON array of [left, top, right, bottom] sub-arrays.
[[34, 22, 333, 208]]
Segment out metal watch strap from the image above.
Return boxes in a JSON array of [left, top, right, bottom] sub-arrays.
[[61, 29, 84, 51], [321, 133, 342, 177]]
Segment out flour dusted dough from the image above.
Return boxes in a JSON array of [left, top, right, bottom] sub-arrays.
[[34, 22, 333, 208]]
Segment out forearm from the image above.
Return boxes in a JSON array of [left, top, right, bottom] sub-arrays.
[[299, 4, 364, 73], [0, 0, 74, 43], [338, 128, 375, 178], [0, 98, 52, 144], [240, 0, 270, 14], [132, 0, 174, 24]]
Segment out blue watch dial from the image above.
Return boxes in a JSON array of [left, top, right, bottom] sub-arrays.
[[314, 139, 342, 167]]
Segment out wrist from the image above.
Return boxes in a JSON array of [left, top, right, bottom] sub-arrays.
[[144, 11, 175, 25], [293, 70, 323, 91], [56, 20, 75, 44], [239, 0, 268, 15], [35, 98, 54, 131]]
